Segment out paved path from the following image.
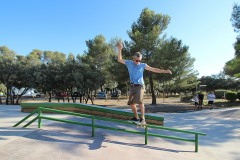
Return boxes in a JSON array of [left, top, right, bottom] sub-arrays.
[[0, 105, 239, 160]]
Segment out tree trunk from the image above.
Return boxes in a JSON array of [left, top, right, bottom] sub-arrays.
[[90, 90, 94, 105], [84, 90, 94, 105], [80, 95, 82, 103], [16, 97, 20, 105], [67, 97, 69, 103], [6, 87, 11, 105], [16, 95, 23, 105], [10, 88, 14, 104], [149, 72, 156, 105], [48, 91, 52, 102]]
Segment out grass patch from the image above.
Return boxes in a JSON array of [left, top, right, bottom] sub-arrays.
[[205, 99, 240, 108], [213, 101, 240, 108], [189, 99, 240, 108]]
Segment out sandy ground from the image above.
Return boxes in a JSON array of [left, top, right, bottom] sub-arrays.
[[0, 101, 239, 160], [92, 97, 215, 113], [21, 97, 199, 112]]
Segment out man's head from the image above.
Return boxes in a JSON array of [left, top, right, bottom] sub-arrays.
[[133, 52, 142, 64]]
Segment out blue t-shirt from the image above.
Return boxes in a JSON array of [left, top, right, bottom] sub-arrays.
[[124, 60, 147, 85]]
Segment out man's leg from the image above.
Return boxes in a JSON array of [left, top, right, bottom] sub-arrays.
[[139, 103, 145, 119], [195, 103, 198, 110], [139, 103, 146, 125], [130, 103, 139, 119]]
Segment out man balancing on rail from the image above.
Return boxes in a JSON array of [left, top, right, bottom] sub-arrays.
[[117, 41, 172, 126]]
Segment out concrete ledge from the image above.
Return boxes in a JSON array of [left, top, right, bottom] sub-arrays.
[[21, 102, 164, 125]]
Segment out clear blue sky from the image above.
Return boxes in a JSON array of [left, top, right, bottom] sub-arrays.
[[0, 0, 238, 77]]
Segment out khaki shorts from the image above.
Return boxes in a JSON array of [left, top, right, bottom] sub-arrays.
[[127, 85, 144, 105]]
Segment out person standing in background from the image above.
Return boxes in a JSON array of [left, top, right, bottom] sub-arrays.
[[207, 91, 216, 109], [193, 93, 199, 111], [198, 91, 204, 110]]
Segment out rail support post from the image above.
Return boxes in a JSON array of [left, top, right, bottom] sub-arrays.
[[38, 108, 42, 128], [92, 116, 95, 137], [145, 126, 148, 145], [195, 134, 199, 152]]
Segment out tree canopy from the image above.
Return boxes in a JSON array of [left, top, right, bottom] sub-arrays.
[[224, 3, 240, 78], [0, 8, 207, 105]]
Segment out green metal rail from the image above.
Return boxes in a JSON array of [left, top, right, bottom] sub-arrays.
[[13, 107, 206, 152]]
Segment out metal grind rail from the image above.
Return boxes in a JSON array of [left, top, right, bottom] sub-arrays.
[[13, 107, 206, 152]]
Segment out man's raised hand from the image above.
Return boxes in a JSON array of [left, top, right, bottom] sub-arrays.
[[117, 41, 123, 50]]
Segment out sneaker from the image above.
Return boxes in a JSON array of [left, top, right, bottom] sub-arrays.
[[139, 118, 146, 125], [129, 117, 139, 123]]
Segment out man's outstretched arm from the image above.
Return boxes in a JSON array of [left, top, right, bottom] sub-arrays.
[[145, 65, 172, 74], [117, 41, 125, 64]]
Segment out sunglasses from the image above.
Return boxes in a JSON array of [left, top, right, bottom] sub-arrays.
[[135, 59, 141, 62]]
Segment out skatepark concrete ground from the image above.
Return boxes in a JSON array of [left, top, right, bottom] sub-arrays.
[[0, 104, 239, 160]]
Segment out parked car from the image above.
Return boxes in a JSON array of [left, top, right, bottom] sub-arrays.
[[23, 89, 43, 98], [98, 91, 107, 98], [111, 92, 120, 98], [55, 92, 68, 98], [12, 88, 43, 98], [72, 92, 84, 97]]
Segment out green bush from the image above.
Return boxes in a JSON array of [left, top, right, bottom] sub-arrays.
[[225, 91, 237, 102], [214, 90, 227, 99], [237, 92, 240, 100]]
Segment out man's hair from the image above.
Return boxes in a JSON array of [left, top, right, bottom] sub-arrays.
[[134, 52, 142, 58]]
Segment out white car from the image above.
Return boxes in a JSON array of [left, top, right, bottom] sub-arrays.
[[12, 88, 42, 98], [22, 89, 42, 97]]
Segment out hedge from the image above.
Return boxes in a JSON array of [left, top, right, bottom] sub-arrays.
[[225, 91, 237, 102], [237, 92, 240, 100]]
